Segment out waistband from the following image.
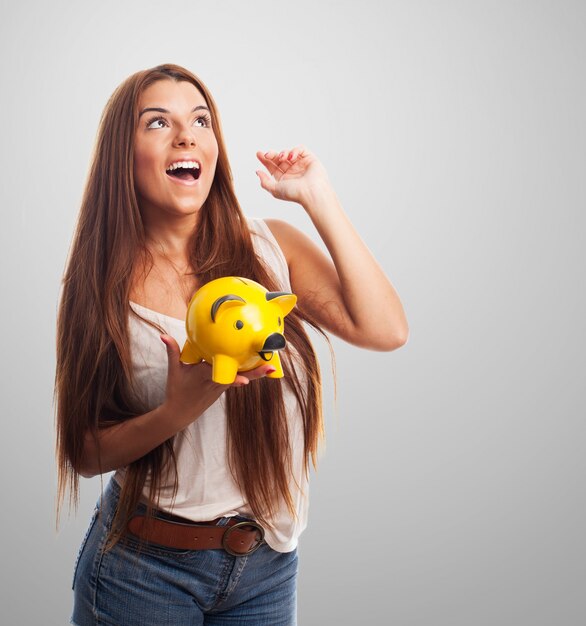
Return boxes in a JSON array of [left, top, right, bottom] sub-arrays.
[[103, 477, 265, 556]]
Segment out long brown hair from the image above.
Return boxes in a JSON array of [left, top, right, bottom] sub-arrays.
[[55, 64, 328, 548]]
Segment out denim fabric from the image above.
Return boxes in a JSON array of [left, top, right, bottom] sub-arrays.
[[71, 478, 298, 625]]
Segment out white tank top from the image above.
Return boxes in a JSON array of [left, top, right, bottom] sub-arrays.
[[113, 217, 310, 552]]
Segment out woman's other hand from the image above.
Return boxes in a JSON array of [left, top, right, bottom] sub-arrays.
[[255, 146, 333, 207], [160, 335, 275, 427]]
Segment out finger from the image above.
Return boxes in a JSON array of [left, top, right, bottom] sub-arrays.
[[277, 147, 306, 167], [160, 334, 181, 368], [257, 151, 286, 177], [265, 149, 293, 169], [239, 364, 277, 381], [256, 151, 281, 176], [231, 374, 251, 387], [279, 151, 297, 171], [291, 145, 309, 161], [256, 169, 278, 194], [278, 150, 294, 165], [289, 146, 305, 162], [274, 155, 293, 175]]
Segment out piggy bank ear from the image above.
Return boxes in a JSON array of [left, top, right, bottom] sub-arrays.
[[266, 292, 297, 317], [211, 295, 246, 322]]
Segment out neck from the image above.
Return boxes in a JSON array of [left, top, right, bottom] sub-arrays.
[[141, 210, 198, 260]]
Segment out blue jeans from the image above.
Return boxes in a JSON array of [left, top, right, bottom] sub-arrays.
[[71, 477, 298, 625]]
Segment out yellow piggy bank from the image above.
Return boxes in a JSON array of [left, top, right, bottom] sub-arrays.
[[179, 276, 297, 384]]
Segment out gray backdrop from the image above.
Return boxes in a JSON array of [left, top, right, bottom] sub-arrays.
[[1, 0, 584, 624]]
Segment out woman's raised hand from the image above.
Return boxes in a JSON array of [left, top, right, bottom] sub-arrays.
[[160, 335, 275, 427], [255, 146, 333, 207]]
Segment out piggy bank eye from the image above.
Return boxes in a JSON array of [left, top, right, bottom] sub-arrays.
[[278, 317, 282, 326], [234, 320, 244, 330]]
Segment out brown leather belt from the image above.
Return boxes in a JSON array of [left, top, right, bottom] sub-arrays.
[[127, 513, 265, 557]]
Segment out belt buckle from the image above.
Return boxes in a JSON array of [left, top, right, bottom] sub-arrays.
[[222, 520, 265, 556]]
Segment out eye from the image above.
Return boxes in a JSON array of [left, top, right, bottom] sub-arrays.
[[278, 317, 282, 326], [234, 320, 244, 330], [194, 114, 212, 128], [145, 115, 168, 129]]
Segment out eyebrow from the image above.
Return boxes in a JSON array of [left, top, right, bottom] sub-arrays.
[[138, 105, 210, 118]]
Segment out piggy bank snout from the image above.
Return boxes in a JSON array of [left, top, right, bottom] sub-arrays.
[[261, 333, 286, 352]]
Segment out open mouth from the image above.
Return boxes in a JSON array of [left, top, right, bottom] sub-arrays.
[[166, 162, 201, 181], [258, 351, 274, 362]]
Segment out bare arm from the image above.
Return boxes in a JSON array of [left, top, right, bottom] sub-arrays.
[[79, 335, 275, 477], [80, 403, 191, 478], [257, 146, 409, 350], [265, 204, 408, 350]]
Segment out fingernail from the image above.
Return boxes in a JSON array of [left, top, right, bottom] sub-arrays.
[[266, 367, 276, 374]]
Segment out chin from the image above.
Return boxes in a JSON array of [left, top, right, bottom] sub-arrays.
[[174, 204, 203, 217]]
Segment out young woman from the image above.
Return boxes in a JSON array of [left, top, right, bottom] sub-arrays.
[[56, 63, 408, 626]]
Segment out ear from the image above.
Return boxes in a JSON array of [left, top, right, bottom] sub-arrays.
[[266, 292, 297, 317], [211, 295, 246, 322]]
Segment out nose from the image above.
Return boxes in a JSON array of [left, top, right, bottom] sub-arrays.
[[173, 124, 197, 148]]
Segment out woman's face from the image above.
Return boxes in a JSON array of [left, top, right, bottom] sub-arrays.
[[133, 79, 219, 220]]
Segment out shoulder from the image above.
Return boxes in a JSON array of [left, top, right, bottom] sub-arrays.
[[245, 217, 293, 290], [263, 218, 314, 269], [263, 218, 293, 241], [249, 217, 328, 283]]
